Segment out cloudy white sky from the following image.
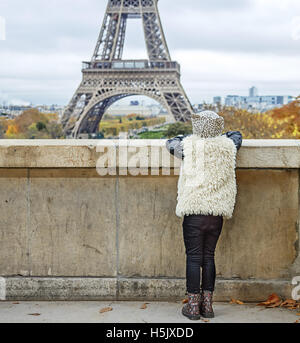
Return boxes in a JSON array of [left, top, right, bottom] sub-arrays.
[[0, 0, 299, 106]]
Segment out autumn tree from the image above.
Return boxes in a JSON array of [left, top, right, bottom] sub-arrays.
[[217, 98, 300, 139], [0, 118, 7, 138], [36, 122, 47, 131], [3, 109, 65, 139], [14, 109, 49, 133], [46, 122, 64, 139], [5, 124, 19, 138], [267, 97, 300, 138]]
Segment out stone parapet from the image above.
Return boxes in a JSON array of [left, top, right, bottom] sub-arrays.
[[0, 139, 299, 301]]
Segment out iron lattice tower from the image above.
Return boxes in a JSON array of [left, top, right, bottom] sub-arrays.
[[62, 0, 194, 137]]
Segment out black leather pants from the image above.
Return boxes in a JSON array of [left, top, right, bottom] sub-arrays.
[[183, 214, 223, 294]]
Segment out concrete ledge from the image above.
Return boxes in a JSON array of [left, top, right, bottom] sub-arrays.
[[1, 277, 293, 302], [5, 278, 117, 301], [0, 139, 299, 169], [119, 278, 294, 302]]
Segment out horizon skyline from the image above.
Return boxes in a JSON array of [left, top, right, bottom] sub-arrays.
[[0, 85, 297, 107]]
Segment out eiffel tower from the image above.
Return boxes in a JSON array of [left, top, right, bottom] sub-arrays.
[[62, 0, 194, 138]]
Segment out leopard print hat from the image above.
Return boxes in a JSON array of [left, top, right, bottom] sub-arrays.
[[191, 111, 224, 138]]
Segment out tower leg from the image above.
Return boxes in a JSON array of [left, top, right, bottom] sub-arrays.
[[62, 92, 93, 137], [163, 91, 193, 122]]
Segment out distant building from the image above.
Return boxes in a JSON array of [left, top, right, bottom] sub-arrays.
[[224, 87, 293, 111], [0, 104, 66, 118], [106, 105, 153, 116], [0, 105, 32, 117], [105, 101, 163, 117], [225, 95, 240, 106], [213, 97, 223, 105], [249, 86, 258, 97]]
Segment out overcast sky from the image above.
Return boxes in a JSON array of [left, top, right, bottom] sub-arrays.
[[0, 0, 299, 105]]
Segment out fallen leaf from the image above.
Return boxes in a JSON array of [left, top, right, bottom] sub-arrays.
[[28, 313, 41, 316], [297, 313, 300, 316], [294, 320, 299, 324], [230, 298, 244, 305], [257, 293, 281, 306], [140, 303, 148, 310], [182, 298, 188, 304], [281, 299, 296, 308], [12, 302, 19, 305], [266, 300, 282, 308], [99, 307, 113, 314], [201, 319, 210, 323]]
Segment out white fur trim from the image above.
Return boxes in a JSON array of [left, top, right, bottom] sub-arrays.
[[176, 135, 237, 219]]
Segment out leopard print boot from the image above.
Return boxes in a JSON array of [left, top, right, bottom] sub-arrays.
[[182, 293, 201, 320], [199, 290, 215, 318]]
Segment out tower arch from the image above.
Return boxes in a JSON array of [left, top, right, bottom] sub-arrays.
[[73, 90, 168, 137]]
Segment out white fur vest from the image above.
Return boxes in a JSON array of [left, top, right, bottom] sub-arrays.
[[176, 135, 238, 219]]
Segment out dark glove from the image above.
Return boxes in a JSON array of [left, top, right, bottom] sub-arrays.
[[165, 135, 188, 160], [224, 131, 243, 150]]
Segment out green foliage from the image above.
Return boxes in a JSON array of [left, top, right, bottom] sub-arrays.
[[136, 115, 146, 121], [165, 122, 193, 138], [138, 130, 166, 139], [36, 122, 47, 131], [100, 114, 166, 137]]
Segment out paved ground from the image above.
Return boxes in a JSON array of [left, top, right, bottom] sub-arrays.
[[0, 301, 299, 323]]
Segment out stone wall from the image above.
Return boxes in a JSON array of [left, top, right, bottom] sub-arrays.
[[0, 139, 299, 301]]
